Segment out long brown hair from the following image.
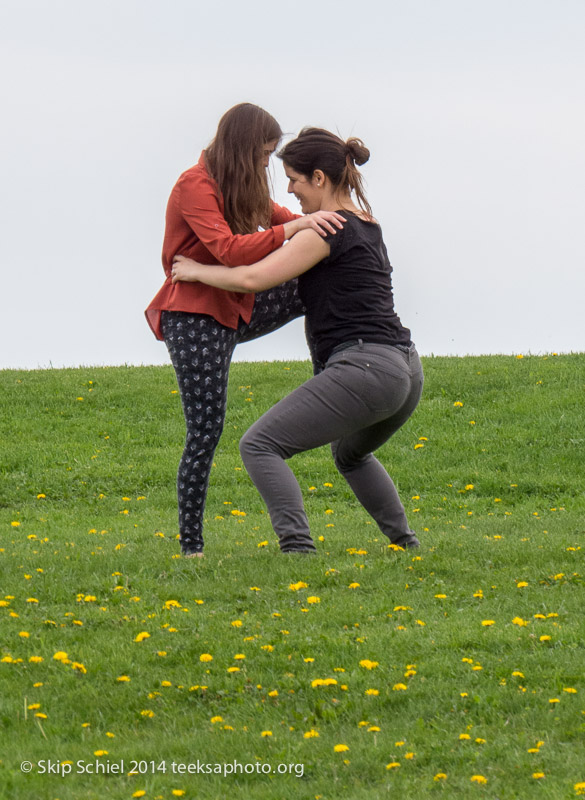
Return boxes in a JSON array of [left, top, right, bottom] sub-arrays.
[[278, 127, 372, 219], [204, 103, 282, 235]]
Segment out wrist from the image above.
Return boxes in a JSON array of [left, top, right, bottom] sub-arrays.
[[283, 218, 302, 240]]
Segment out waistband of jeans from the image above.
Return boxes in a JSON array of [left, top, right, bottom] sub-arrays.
[[330, 339, 414, 357]]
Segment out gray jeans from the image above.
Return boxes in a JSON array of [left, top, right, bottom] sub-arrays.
[[239, 341, 424, 552]]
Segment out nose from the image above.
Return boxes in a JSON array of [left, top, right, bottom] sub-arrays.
[[287, 180, 294, 193]]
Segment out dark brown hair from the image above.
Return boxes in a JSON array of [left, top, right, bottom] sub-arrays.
[[278, 127, 372, 219], [205, 103, 282, 235]]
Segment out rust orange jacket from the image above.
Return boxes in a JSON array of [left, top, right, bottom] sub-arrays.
[[145, 153, 298, 340]]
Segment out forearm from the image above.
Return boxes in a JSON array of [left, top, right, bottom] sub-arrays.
[[172, 229, 330, 293], [179, 262, 256, 293]]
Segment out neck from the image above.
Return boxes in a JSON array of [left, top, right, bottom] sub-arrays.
[[320, 189, 361, 215]]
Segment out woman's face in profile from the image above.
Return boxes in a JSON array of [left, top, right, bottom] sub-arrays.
[[284, 165, 321, 214], [261, 139, 279, 168]]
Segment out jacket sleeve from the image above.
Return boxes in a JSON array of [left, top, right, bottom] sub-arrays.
[[176, 170, 287, 266], [270, 202, 300, 225]]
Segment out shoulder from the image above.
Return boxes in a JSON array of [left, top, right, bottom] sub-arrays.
[[174, 156, 218, 200], [288, 228, 330, 259], [323, 212, 377, 256]]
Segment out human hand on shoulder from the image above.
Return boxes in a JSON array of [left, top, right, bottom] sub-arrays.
[[285, 210, 345, 240]]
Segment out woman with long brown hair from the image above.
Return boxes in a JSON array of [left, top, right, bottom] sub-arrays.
[[171, 127, 424, 553], [146, 106, 343, 557]]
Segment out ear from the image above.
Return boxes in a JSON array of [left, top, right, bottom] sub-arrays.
[[312, 169, 325, 187]]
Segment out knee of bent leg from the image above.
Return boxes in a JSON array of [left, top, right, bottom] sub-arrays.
[[240, 424, 284, 467], [239, 428, 259, 467], [332, 440, 368, 474]]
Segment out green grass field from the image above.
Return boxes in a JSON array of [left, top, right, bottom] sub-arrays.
[[1, 354, 584, 800]]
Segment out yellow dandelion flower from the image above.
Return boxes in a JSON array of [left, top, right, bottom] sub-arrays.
[[261, 730, 272, 737], [199, 653, 213, 662], [289, 581, 308, 591], [365, 688, 379, 696], [268, 690, 278, 697], [481, 620, 495, 626], [210, 716, 223, 723], [459, 733, 471, 740], [172, 792, 186, 797], [386, 762, 400, 770], [134, 631, 150, 642], [29, 656, 43, 664], [359, 660, 379, 670], [539, 635, 551, 642], [470, 775, 487, 784], [393, 683, 408, 691], [53, 651, 68, 661], [348, 582, 360, 589], [132, 792, 146, 798], [453, 401, 463, 407], [434, 773, 447, 781], [311, 678, 337, 688], [532, 773, 545, 779], [563, 687, 577, 694], [18, 632, 30, 638], [304, 729, 319, 738], [512, 617, 529, 627], [334, 744, 349, 753], [94, 750, 108, 757], [307, 596, 320, 604]]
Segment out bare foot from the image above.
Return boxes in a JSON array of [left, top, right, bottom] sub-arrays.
[[184, 552, 204, 558]]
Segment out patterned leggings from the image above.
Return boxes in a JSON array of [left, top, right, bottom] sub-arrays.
[[161, 279, 307, 554]]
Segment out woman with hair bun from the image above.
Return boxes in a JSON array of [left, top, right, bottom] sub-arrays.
[[171, 126, 423, 554], [146, 106, 344, 558]]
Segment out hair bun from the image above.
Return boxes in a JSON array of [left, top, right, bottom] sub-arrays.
[[346, 137, 370, 166]]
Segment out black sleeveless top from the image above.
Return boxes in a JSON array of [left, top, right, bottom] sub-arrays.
[[298, 211, 411, 364]]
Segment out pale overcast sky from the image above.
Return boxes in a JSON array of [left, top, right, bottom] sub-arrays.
[[1, 0, 584, 369]]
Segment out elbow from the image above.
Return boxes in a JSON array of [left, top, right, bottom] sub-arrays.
[[239, 270, 263, 293]]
